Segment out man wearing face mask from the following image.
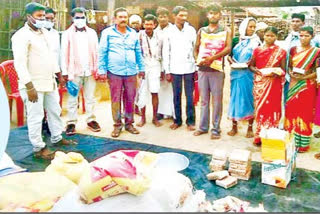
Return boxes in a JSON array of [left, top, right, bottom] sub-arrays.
[[11, 2, 74, 159], [44, 7, 61, 69], [42, 7, 62, 135], [60, 7, 101, 136]]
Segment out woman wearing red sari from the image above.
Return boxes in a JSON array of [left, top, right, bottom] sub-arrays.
[[249, 27, 287, 146], [285, 26, 320, 153]]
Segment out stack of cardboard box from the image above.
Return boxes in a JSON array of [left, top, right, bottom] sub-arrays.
[[260, 128, 296, 188], [228, 149, 252, 180], [209, 149, 227, 172]]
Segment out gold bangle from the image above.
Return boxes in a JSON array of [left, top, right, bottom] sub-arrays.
[[26, 87, 35, 92]]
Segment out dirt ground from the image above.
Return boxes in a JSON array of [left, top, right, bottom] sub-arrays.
[[9, 65, 320, 172]]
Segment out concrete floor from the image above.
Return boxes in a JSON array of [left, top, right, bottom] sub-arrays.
[[9, 65, 320, 172]]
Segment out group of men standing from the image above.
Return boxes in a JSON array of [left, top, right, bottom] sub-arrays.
[[11, 2, 232, 159], [96, 4, 231, 141]]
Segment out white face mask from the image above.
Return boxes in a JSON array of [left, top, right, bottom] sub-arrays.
[[44, 20, 54, 29], [73, 18, 86, 29], [28, 15, 45, 29]]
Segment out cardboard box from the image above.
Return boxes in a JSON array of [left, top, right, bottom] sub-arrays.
[[216, 176, 238, 189], [262, 140, 295, 165], [261, 130, 293, 163], [261, 153, 296, 189]]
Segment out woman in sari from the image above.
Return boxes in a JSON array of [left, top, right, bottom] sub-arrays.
[[249, 27, 287, 146], [227, 17, 260, 138], [285, 26, 320, 153]]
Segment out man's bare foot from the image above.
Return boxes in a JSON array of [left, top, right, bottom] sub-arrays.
[[170, 123, 181, 130], [315, 153, 320, 160], [187, 125, 196, 131], [137, 119, 146, 127], [152, 119, 162, 127], [193, 130, 208, 136], [246, 129, 254, 138], [227, 128, 237, 136]]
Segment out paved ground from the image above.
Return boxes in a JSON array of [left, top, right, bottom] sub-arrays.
[[9, 65, 320, 172]]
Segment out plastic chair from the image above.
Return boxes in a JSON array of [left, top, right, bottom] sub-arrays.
[[0, 60, 24, 127], [0, 64, 4, 83], [58, 85, 86, 114]]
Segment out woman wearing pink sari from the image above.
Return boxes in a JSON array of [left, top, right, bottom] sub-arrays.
[[249, 27, 287, 146]]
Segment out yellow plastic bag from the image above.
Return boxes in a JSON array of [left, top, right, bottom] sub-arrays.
[[78, 166, 126, 204], [45, 151, 90, 184], [0, 172, 76, 212]]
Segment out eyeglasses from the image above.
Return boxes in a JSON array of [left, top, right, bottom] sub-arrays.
[[74, 17, 85, 19]]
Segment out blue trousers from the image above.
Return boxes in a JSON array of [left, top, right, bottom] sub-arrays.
[[172, 73, 195, 126]]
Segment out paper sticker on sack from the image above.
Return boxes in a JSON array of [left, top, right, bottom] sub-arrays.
[[78, 166, 126, 204], [79, 150, 158, 204]]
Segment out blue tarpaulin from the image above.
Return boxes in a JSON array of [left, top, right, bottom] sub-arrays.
[[6, 126, 320, 212]]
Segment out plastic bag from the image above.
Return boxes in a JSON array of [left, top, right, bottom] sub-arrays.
[[78, 166, 126, 204], [66, 81, 79, 97], [45, 151, 90, 184], [91, 150, 158, 196], [0, 172, 76, 212]]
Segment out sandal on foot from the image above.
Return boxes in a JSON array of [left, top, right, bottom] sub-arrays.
[[211, 133, 221, 140], [193, 130, 208, 136], [34, 147, 55, 160], [314, 132, 320, 138], [111, 127, 121, 138], [125, 125, 140, 134]]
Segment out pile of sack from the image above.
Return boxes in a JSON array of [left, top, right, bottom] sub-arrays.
[[0, 150, 212, 212]]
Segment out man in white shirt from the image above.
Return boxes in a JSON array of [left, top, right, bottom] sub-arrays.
[[44, 7, 60, 67], [136, 14, 162, 127], [42, 7, 62, 135], [162, 6, 197, 131], [154, 7, 175, 121], [61, 7, 101, 136], [11, 2, 74, 159]]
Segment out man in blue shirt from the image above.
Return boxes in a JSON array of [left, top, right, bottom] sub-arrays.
[[98, 7, 145, 138]]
